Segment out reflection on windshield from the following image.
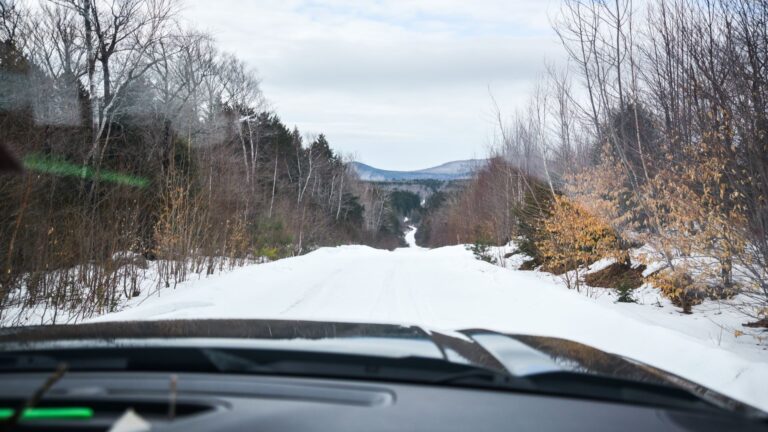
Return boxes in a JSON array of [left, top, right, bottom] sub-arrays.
[[23, 154, 150, 188]]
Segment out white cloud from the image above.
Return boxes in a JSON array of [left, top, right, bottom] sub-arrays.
[[183, 0, 565, 170]]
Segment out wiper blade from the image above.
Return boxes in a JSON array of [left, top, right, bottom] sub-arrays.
[[520, 371, 720, 412], [202, 348, 519, 388], [431, 367, 713, 411], [432, 368, 536, 391]]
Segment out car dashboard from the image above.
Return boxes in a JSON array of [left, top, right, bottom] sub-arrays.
[[0, 371, 765, 432]]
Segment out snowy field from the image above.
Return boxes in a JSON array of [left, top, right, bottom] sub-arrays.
[[21, 227, 768, 411]]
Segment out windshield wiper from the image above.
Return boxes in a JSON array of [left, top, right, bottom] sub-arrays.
[[431, 367, 721, 413], [201, 348, 525, 390], [517, 371, 724, 413], [431, 368, 536, 390], [0, 347, 526, 393]]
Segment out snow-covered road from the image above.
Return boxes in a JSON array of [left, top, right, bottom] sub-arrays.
[[90, 238, 768, 411]]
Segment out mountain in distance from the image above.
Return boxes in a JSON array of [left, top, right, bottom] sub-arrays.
[[351, 159, 487, 182]]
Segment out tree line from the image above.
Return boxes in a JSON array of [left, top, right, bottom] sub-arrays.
[[0, 0, 399, 325], [421, 0, 768, 321]]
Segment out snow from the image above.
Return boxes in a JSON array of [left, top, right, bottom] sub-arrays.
[[587, 257, 619, 273], [11, 233, 768, 411], [404, 226, 419, 248]]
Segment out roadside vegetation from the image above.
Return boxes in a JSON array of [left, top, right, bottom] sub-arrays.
[[0, 0, 402, 324], [421, 0, 768, 326]]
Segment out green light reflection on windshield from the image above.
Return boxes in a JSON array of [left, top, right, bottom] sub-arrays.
[[22, 153, 149, 188]]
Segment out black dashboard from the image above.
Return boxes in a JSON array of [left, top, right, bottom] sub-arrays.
[[0, 371, 766, 432]]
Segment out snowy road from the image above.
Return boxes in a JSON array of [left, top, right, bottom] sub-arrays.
[[90, 235, 768, 411]]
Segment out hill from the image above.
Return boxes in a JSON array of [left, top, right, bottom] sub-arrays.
[[351, 159, 486, 182]]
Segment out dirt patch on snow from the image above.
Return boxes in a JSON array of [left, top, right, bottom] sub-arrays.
[[743, 318, 768, 329], [585, 262, 646, 289], [519, 259, 539, 271]]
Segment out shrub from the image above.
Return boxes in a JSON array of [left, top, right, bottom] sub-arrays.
[[615, 281, 637, 303], [468, 239, 496, 264], [253, 219, 293, 258], [649, 268, 706, 313], [257, 246, 281, 262], [536, 196, 621, 290], [513, 182, 554, 263]]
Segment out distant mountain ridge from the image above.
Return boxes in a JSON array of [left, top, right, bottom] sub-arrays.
[[351, 159, 486, 182]]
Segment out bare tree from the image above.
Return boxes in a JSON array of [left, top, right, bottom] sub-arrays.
[[54, 0, 176, 165]]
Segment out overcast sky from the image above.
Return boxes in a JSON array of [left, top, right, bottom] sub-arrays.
[[184, 0, 564, 171]]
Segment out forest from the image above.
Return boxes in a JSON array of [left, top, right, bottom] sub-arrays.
[[419, 0, 768, 322], [0, 0, 405, 324]]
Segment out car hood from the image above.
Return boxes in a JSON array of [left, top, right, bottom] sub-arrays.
[[0, 319, 760, 416]]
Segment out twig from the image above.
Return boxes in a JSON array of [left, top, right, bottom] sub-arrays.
[[4, 363, 68, 430], [168, 374, 178, 420]]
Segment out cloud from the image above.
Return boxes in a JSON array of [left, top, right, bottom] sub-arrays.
[[183, 0, 565, 170], [266, 36, 561, 91]]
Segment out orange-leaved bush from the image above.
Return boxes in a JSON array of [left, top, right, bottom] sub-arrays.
[[536, 196, 622, 291]]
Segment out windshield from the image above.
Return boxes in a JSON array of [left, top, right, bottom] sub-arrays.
[[0, 0, 767, 419]]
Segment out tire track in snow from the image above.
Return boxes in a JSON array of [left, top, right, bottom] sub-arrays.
[[368, 262, 398, 321], [278, 268, 345, 316]]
